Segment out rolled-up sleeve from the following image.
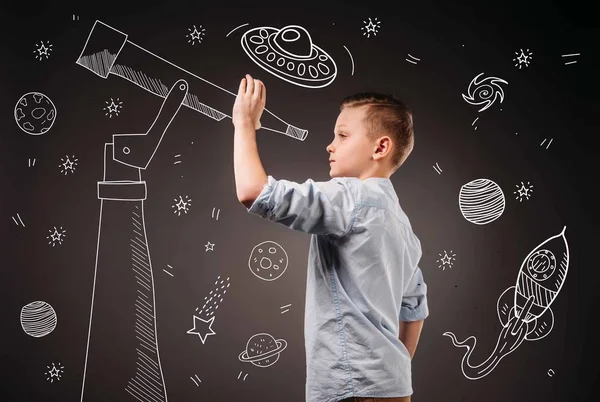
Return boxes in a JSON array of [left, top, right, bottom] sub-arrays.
[[246, 175, 357, 237], [399, 266, 429, 322]]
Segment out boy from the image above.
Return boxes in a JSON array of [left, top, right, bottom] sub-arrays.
[[232, 74, 429, 402]]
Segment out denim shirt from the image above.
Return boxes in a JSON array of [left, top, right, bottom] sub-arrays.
[[247, 175, 429, 402]]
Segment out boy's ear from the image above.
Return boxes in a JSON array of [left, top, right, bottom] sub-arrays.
[[374, 137, 392, 158]]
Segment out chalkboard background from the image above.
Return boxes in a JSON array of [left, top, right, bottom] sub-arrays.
[[1, 1, 597, 401]]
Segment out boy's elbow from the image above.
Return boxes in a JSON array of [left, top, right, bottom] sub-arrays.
[[237, 183, 266, 208], [239, 197, 255, 209], [238, 190, 259, 208]]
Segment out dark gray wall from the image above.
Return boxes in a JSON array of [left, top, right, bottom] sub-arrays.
[[1, 1, 597, 401]]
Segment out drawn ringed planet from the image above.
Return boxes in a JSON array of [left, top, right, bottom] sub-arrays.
[[238, 333, 287, 367]]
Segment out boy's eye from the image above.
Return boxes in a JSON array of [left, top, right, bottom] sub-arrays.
[[338, 134, 346, 138]]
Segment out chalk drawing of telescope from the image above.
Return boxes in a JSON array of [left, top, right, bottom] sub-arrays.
[[80, 79, 190, 402], [76, 20, 308, 141]]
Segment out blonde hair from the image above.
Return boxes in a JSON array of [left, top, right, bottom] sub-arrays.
[[340, 92, 414, 173]]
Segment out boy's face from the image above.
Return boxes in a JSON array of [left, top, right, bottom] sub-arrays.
[[327, 106, 375, 178]]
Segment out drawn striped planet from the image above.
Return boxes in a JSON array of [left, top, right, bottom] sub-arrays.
[[20, 301, 57, 337], [459, 178, 505, 225]]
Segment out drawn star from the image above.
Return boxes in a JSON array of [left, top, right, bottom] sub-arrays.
[[49, 366, 60, 378], [513, 48, 533, 69], [33, 40, 53, 61], [205, 241, 215, 252], [59, 155, 78, 175], [47, 226, 66, 246], [187, 315, 216, 344], [514, 181, 534, 202], [437, 250, 456, 270], [45, 362, 64, 383], [38, 44, 49, 55], [361, 17, 381, 38], [62, 159, 74, 171], [187, 25, 206, 45], [103, 97, 123, 118], [172, 195, 192, 216]]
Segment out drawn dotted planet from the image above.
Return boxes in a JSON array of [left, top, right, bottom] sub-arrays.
[[20, 301, 57, 337], [459, 178, 505, 225], [238, 333, 287, 367], [248, 240, 288, 281], [241, 25, 337, 88], [14, 92, 57, 135]]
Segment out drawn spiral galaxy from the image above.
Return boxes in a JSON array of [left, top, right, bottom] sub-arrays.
[[459, 178, 505, 225], [20, 301, 57, 337], [474, 85, 493, 99], [462, 73, 508, 112]]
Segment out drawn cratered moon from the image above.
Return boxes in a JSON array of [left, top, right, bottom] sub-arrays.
[[14, 92, 57, 135], [248, 241, 289, 281]]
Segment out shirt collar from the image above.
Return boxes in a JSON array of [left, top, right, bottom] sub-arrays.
[[364, 177, 398, 200]]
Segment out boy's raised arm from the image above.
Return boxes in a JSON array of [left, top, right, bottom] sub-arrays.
[[234, 120, 267, 206], [233, 75, 356, 237], [232, 74, 268, 205]]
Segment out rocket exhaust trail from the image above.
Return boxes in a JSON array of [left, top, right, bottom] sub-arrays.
[[76, 20, 308, 141]]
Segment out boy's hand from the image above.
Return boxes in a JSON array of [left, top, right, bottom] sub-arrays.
[[232, 74, 266, 130]]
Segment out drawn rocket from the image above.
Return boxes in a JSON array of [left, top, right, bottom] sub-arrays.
[[495, 225, 569, 341], [444, 226, 570, 380], [512, 226, 569, 324]]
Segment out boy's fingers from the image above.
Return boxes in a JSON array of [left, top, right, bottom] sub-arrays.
[[245, 74, 254, 95], [238, 77, 246, 95], [253, 79, 262, 99], [260, 81, 266, 103]]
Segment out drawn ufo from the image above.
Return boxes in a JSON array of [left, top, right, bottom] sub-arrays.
[[241, 25, 337, 89], [238, 332, 287, 367]]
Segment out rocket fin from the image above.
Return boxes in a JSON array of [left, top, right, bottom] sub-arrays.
[[497, 286, 516, 327], [525, 307, 554, 341]]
